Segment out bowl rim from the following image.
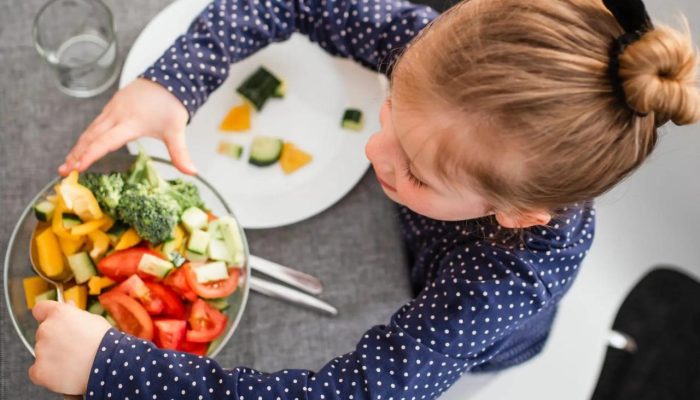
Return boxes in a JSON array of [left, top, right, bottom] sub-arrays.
[[3, 155, 251, 358]]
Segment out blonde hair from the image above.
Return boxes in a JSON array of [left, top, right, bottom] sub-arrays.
[[394, 0, 700, 214]]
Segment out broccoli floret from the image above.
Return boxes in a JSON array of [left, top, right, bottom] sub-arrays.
[[167, 178, 205, 210], [113, 148, 206, 244], [79, 172, 125, 217], [117, 183, 180, 244]]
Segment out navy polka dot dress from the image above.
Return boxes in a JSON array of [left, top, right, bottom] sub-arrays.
[[86, 0, 597, 398]]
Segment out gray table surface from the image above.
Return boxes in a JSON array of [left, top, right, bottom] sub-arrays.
[[0, 0, 460, 398]]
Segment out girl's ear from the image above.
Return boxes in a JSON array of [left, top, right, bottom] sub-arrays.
[[495, 210, 551, 228]]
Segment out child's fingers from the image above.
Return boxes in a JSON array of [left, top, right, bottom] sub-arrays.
[[60, 119, 116, 175], [32, 300, 60, 323], [75, 124, 137, 174], [165, 131, 197, 175]]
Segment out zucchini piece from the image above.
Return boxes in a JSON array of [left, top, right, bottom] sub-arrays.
[[138, 253, 174, 279], [236, 67, 283, 111], [208, 239, 232, 263], [193, 261, 229, 284], [170, 252, 186, 268], [62, 213, 82, 229], [181, 207, 208, 232], [217, 216, 245, 265], [34, 289, 57, 304], [272, 80, 286, 98], [206, 298, 229, 311], [87, 301, 106, 316], [67, 252, 97, 284], [185, 249, 209, 262], [249, 136, 283, 167], [341, 109, 364, 131], [187, 229, 210, 255], [217, 141, 243, 160], [34, 201, 56, 222]]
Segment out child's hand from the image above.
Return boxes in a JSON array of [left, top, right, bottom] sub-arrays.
[[58, 78, 195, 176], [28, 300, 111, 395]]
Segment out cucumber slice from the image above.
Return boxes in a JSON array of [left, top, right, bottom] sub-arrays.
[[67, 252, 97, 284], [236, 67, 282, 110], [181, 207, 208, 232], [170, 252, 186, 268], [88, 301, 105, 316], [138, 253, 174, 279], [249, 136, 283, 167], [33, 201, 56, 222], [34, 289, 57, 304], [206, 298, 229, 311], [341, 109, 364, 131], [162, 239, 179, 260], [62, 213, 82, 229], [208, 239, 232, 263], [192, 261, 229, 284], [218, 216, 245, 265], [187, 229, 210, 255], [106, 221, 129, 244], [185, 250, 209, 262], [208, 220, 224, 240]]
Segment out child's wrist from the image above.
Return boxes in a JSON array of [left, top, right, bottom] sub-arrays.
[[85, 328, 128, 398]]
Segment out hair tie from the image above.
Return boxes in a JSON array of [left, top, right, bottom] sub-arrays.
[[603, 0, 654, 116]]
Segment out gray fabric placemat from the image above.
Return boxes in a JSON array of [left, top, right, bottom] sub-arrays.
[[0, 1, 419, 397]]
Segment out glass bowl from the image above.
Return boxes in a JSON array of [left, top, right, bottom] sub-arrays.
[[3, 153, 250, 357]]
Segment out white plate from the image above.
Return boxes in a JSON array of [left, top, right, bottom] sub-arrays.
[[120, 0, 387, 229]]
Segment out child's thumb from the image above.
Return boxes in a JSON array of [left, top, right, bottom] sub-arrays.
[[165, 131, 198, 175]]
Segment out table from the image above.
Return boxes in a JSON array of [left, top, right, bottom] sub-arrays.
[[2, 1, 700, 399]]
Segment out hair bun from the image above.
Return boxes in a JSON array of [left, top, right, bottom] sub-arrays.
[[618, 24, 700, 125]]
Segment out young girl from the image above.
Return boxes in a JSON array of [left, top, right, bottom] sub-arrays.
[[30, 0, 699, 398]]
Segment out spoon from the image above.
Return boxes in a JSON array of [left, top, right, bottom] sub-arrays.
[[30, 225, 85, 400]]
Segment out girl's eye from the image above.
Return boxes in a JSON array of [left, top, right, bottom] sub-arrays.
[[404, 166, 426, 189]]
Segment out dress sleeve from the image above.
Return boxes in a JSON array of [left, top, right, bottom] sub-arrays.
[[140, 0, 437, 117]]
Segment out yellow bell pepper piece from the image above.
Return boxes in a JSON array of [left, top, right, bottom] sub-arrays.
[[51, 200, 81, 240], [87, 276, 116, 295], [88, 230, 110, 260], [115, 228, 141, 250], [71, 215, 109, 236], [64, 170, 80, 185], [35, 228, 65, 278], [23, 276, 51, 309], [58, 177, 103, 222], [219, 103, 251, 132], [63, 285, 87, 310], [279, 142, 313, 174], [59, 235, 85, 256], [174, 225, 186, 250], [100, 215, 115, 231]]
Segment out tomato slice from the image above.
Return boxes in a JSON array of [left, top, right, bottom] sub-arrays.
[[97, 247, 162, 281], [179, 339, 208, 356], [184, 263, 241, 299], [186, 299, 227, 343], [99, 292, 154, 341], [145, 282, 186, 319], [163, 266, 198, 302], [153, 319, 186, 350], [112, 275, 165, 315]]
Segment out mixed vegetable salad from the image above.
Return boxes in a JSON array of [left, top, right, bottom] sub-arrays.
[[23, 151, 245, 355]]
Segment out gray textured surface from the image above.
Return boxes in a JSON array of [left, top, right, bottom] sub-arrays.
[[0, 1, 419, 398]]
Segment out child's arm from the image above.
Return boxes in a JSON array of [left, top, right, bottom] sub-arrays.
[[61, 0, 437, 175]]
